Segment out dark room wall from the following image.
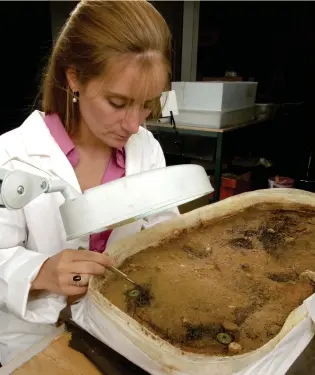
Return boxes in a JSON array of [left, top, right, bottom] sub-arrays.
[[0, 1, 52, 134], [1, 1, 183, 135], [197, 2, 315, 105], [151, 1, 183, 81]]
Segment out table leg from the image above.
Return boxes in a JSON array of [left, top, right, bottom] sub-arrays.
[[213, 133, 223, 202]]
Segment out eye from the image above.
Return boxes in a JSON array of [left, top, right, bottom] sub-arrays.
[[108, 99, 126, 109]]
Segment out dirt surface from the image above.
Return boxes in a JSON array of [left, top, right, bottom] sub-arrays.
[[101, 203, 315, 356]]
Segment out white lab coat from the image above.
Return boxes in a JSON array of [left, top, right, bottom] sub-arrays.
[[0, 110, 179, 365]]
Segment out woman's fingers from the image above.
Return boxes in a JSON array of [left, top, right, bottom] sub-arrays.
[[65, 285, 88, 296], [70, 261, 107, 276], [67, 249, 115, 267], [54, 283, 88, 296], [31, 249, 113, 296], [70, 273, 91, 287]]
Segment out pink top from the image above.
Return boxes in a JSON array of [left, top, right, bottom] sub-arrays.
[[45, 113, 125, 253]]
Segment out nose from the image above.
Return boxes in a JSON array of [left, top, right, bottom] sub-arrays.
[[121, 107, 142, 135]]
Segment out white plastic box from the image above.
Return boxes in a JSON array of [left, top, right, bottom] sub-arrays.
[[171, 81, 258, 129]]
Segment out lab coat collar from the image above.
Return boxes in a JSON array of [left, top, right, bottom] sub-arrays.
[[18, 110, 144, 188], [19, 110, 55, 156], [125, 129, 143, 176], [19, 110, 81, 191]]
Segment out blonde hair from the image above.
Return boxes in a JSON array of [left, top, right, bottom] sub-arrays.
[[41, 0, 172, 134]]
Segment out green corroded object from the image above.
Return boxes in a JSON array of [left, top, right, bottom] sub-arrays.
[[127, 289, 141, 299], [216, 332, 233, 345]]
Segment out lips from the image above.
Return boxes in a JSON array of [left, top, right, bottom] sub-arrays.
[[116, 134, 130, 140]]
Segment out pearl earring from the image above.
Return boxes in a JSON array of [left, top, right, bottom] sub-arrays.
[[72, 91, 79, 103]]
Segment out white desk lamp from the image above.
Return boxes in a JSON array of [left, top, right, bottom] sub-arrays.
[[0, 163, 212, 240], [0, 92, 212, 239]]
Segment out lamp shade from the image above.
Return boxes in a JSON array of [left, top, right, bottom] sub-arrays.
[[59, 164, 213, 240]]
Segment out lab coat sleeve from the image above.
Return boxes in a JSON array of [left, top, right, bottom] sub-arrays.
[[0, 145, 66, 324], [0, 207, 67, 324], [142, 138, 180, 229]]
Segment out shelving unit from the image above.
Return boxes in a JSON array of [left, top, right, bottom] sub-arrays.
[[147, 118, 266, 203]]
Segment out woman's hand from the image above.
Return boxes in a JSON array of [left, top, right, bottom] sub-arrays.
[[30, 249, 114, 296]]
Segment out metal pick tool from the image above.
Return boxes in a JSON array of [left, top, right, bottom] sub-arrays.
[[78, 247, 142, 289]]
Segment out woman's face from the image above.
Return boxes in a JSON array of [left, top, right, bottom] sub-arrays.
[[67, 56, 167, 149]]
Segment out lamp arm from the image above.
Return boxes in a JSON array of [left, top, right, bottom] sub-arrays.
[[0, 167, 79, 210]]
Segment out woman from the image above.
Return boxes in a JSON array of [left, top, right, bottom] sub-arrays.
[[0, 0, 178, 365]]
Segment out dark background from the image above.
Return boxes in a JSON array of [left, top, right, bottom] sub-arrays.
[[0, 2, 52, 133], [1, 1, 314, 185], [198, 2, 315, 105], [196, 2, 315, 184]]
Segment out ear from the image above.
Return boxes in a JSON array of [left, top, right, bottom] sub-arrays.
[[66, 66, 79, 92]]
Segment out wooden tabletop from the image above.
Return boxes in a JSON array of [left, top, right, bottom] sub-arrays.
[[8, 325, 315, 375], [12, 333, 101, 375]]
